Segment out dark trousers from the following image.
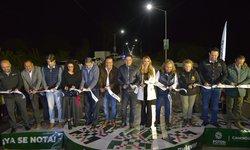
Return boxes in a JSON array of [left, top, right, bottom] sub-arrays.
[[201, 88, 221, 124], [226, 96, 243, 122], [84, 90, 99, 124], [121, 90, 136, 124], [40, 95, 49, 121], [140, 100, 152, 126], [62, 96, 80, 124], [245, 89, 250, 101], [29, 94, 41, 124], [4, 94, 29, 128]]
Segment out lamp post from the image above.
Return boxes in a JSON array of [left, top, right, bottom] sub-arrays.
[[113, 29, 125, 53], [146, 3, 169, 61], [134, 38, 143, 56]]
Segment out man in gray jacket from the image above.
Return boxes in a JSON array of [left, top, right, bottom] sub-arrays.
[[80, 57, 100, 127], [21, 60, 43, 129]]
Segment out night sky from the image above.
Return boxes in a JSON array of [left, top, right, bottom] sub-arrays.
[[0, 0, 249, 63]]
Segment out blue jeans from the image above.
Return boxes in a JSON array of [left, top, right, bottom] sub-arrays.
[[121, 90, 136, 124], [103, 92, 117, 121], [46, 91, 62, 123], [84, 90, 99, 124], [201, 88, 221, 124], [156, 94, 172, 123]]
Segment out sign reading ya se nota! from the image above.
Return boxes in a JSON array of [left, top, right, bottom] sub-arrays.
[[0, 131, 63, 149]]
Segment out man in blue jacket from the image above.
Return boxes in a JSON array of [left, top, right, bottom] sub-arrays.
[[118, 55, 141, 128], [80, 57, 100, 127]]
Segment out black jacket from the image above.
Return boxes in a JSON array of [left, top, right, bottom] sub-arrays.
[[117, 64, 141, 91], [178, 69, 201, 96], [62, 71, 82, 97], [198, 59, 227, 85], [0, 69, 23, 91]]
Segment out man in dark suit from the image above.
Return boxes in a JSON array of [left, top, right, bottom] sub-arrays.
[[21, 60, 48, 129], [0, 59, 31, 133]]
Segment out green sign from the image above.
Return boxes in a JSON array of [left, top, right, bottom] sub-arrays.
[[204, 128, 250, 147], [0, 131, 63, 149], [163, 39, 169, 51]]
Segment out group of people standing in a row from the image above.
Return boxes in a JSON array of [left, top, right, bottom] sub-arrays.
[[0, 47, 249, 133]]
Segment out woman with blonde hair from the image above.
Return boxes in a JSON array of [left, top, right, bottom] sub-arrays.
[[155, 59, 178, 128], [137, 56, 156, 127], [178, 59, 201, 126]]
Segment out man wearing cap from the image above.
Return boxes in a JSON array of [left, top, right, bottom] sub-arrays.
[[80, 57, 100, 127]]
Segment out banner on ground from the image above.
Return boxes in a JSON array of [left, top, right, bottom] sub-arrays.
[[204, 128, 250, 147], [0, 131, 63, 149]]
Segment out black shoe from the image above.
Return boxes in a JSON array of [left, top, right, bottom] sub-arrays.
[[85, 121, 92, 126], [188, 119, 193, 126], [165, 121, 171, 128], [201, 121, 209, 126], [25, 126, 31, 131], [154, 120, 160, 126], [91, 122, 98, 128], [73, 120, 78, 127], [10, 128, 16, 133], [140, 123, 145, 126], [211, 123, 221, 128], [145, 124, 151, 128], [68, 121, 72, 130], [183, 119, 188, 127], [129, 124, 134, 129], [73, 122, 78, 127], [121, 122, 127, 128]]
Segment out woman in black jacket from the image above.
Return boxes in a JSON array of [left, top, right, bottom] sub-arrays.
[[62, 60, 82, 129], [178, 59, 201, 126]]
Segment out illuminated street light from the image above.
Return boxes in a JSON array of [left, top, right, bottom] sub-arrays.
[[145, 2, 169, 60], [114, 29, 125, 53], [121, 29, 125, 34], [146, 3, 153, 10]]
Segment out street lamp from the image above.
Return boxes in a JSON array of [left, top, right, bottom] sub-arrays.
[[120, 29, 125, 34], [134, 38, 142, 56], [113, 29, 125, 53], [146, 3, 152, 10], [146, 3, 169, 61]]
